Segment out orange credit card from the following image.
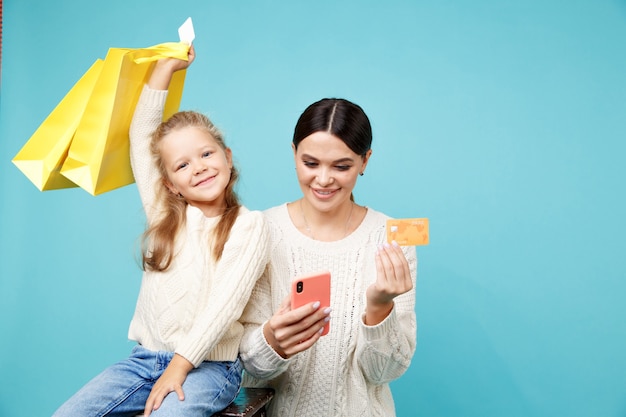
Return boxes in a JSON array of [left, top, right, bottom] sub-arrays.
[[386, 218, 429, 246]]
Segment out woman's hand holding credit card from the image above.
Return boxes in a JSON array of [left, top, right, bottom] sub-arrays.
[[386, 218, 430, 246]]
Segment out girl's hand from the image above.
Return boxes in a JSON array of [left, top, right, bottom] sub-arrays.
[[263, 296, 331, 358], [147, 44, 196, 90], [143, 354, 193, 417], [365, 241, 413, 325]]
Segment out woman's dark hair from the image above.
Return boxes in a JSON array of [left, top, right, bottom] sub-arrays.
[[292, 98, 372, 156]]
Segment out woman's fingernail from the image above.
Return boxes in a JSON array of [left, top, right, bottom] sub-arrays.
[[313, 301, 321, 309], [392, 240, 400, 247], [324, 316, 331, 322], [323, 307, 332, 314]]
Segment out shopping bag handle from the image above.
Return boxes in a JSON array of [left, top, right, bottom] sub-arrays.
[[130, 42, 190, 64]]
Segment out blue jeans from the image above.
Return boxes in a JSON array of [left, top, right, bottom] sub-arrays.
[[52, 345, 242, 417]]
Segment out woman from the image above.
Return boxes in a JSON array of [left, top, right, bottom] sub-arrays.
[[240, 98, 417, 416]]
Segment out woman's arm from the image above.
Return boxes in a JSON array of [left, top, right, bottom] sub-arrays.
[[238, 269, 292, 380], [356, 244, 418, 384]]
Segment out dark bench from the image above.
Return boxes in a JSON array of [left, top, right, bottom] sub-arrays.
[[212, 387, 274, 417]]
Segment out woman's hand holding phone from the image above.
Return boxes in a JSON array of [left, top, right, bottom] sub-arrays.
[[263, 272, 332, 358]]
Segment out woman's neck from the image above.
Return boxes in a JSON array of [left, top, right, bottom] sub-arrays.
[[294, 199, 359, 242]]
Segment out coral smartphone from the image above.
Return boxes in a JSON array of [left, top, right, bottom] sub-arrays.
[[291, 271, 331, 336]]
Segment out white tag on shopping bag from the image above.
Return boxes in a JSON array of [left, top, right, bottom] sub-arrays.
[[178, 17, 195, 44]]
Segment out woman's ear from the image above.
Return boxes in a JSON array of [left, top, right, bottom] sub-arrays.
[[360, 149, 373, 174], [291, 143, 299, 169]]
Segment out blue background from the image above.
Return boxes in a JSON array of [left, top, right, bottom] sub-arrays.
[[2, 1, 625, 416]]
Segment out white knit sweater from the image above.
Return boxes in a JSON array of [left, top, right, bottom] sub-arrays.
[[240, 204, 418, 417], [127, 86, 269, 367]]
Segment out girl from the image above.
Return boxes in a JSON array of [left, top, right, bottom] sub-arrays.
[[239, 98, 417, 416], [53, 46, 269, 417]]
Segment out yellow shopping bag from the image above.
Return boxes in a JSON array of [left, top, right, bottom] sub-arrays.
[[60, 42, 189, 195], [12, 59, 104, 191]]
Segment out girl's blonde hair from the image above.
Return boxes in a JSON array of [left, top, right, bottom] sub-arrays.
[[142, 110, 241, 272]]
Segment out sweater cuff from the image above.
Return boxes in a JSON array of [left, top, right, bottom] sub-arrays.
[[138, 84, 169, 109], [360, 303, 398, 340], [241, 321, 290, 379], [259, 320, 291, 367]]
